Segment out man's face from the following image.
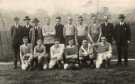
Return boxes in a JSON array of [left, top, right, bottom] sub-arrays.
[[92, 17, 96, 23], [25, 20, 30, 25], [37, 40, 42, 45], [119, 18, 124, 22], [82, 40, 88, 46], [68, 40, 74, 45], [101, 37, 106, 43], [68, 19, 73, 24], [15, 20, 19, 24], [104, 16, 108, 22], [46, 18, 50, 25], [56, 19, 61, 24], [54, 41, 60, 47], [78, 18, 83, 24], [34, 22, 38, 26], [23, 38, 28, 44]]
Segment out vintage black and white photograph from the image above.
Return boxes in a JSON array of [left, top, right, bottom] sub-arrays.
[[0, 0, 135, 84]]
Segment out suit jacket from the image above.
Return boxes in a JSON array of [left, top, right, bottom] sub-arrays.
[[11, 24, 23, 47], [114, 22, 131, 45], [101, 22, 114, 43], [29, 26, 43, 47], [22, 24, 32, 41], [55, 23, 65, 43]]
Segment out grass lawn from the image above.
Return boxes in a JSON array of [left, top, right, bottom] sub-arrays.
[[0, 61, 135, 84]]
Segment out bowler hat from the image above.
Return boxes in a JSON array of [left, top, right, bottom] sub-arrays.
[[32, 18, 39, 23], [24, 16, 31, 21], [119, 14, 125, 19]]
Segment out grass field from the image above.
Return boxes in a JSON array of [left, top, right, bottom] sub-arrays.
[[0, 61, 135, 84]]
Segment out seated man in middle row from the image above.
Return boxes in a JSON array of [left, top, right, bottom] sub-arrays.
[[20, 36, 33, 71], [64, 39, 79, 69], [34, 39, 48, 70], [49, 39, 65, 69], [95, 36, 112, 69], [79, 40, 94, 67]]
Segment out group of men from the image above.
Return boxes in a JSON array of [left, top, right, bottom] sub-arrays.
[[11, 14, 131, 70]]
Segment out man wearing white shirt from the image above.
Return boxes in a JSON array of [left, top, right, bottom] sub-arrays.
[[49, 39, 65, 69]]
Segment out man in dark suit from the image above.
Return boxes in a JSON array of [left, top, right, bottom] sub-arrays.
[[114, 14, 131, 66], [101, 16, 114, 44], [55, 16, 65, 44], [23, 16, 32, 42], [29, 18, 43, 49], [11, 17, 23, 69]]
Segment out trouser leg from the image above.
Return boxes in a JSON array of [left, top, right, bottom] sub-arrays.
[[49, 59, 57, 69], [96, 54, 103, 69], [123, 45, 128, 64], [117, 44, 122, 63]]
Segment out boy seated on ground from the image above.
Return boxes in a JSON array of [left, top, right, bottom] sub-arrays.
[[95, 36, 112, 69], [49, 39, 65, 69], [20, 36, 33, 70], [34, 39, 48, 70], [79, 40, 94, 67], [64, 39, 79, 70]]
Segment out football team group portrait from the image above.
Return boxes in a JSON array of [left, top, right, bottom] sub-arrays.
[[0, 0, 135, 84], [11, 14, 131, 70]]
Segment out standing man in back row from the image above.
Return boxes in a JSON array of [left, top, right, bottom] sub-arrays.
[[101, 16, 114, 44], [11, 17, 23, 69], [29, 18, 43, 49], [76, 16, 88, 47], [64, 17, 76, 45], [55, 16, 65, 44], [114, 14, 131, 66], [88, 14, 102, 44], [22, 16, 32, 42]]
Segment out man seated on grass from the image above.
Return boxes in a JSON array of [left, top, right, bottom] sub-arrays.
[[34, 39, 48, 70], [20, 36, 33, 70], [64, 39, 79, 70], [79, 40, 94, 67], [95, 36, 112, 69], [49, 39, 65, 69]]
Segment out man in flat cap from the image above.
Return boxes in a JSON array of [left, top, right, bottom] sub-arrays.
[[22, 16, 32, 42], [114, 14, 131, 66], [11, 17, 23, 69], [29, 18, 43, 49], [101, 15, 114, 44]]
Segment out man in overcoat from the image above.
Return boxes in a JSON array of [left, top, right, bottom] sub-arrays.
[[114, 14, 131, 66], [29, 18, 43, 49], [22, 16, 32, 42], [11, 17, 23, 69]]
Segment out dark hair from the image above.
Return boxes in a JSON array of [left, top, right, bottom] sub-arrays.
[[22, 36, 28, 40], [56, 16, 61, 20], [37, 39, 43, 42]]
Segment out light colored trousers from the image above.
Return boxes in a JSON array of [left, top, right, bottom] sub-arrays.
[[96, 52, 112, 69], [49, 55, 63, 69]]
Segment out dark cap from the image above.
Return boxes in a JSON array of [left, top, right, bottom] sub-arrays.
[[32, 18, 40, 23], [24, 16, 31, 21]]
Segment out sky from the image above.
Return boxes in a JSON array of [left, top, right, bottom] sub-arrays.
[[0, 0, 134, 15]]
